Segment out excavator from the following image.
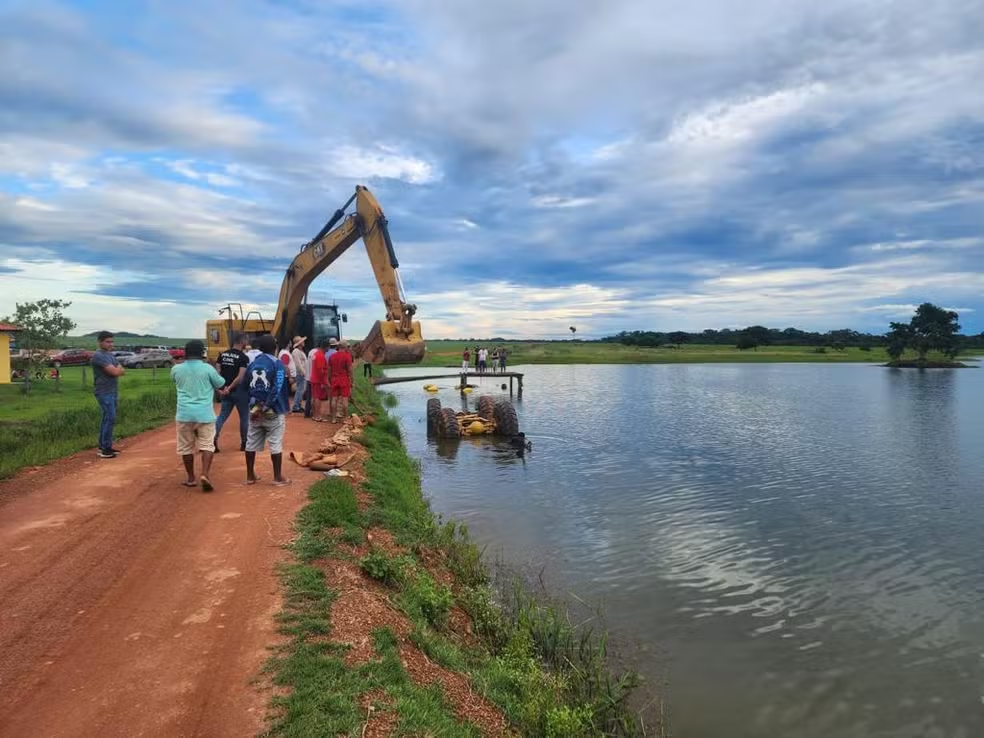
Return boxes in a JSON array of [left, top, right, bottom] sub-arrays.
[[205, 185, 425, 364]]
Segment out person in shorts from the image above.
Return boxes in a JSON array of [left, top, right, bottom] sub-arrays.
[[327, 339, 354, 422], [244, 334, 291, 486], [171, 339, 226, 491]]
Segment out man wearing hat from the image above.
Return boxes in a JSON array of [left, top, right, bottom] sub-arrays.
[[170, 339, 227, 492], [290, 335, 308, 413]]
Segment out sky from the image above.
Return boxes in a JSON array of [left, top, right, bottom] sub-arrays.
[[1, 0, 983, 340]]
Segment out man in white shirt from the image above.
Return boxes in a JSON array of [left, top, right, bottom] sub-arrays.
[[290, 336, 308, 413]]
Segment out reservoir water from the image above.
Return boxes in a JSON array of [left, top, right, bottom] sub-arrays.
[[381, 363, 984, 738]]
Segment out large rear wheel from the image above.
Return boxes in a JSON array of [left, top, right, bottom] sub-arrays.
[[426, 398, 442, 435], [439, 407, 461, 438], [477, 395, 496, 422], [493, 399, 519, 437]]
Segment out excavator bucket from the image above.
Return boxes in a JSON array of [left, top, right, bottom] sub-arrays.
[[357, 320, 425, 365]]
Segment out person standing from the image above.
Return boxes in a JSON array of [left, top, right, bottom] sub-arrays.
[[478, 347, 487, 373], [245, 343, 261, 363], [309, 337, 331, 421], [304, 339, 322, 418], [462, 348, 470, 372], [91, 331, 125, 458], [290, 336, 308, 413], [171, 340, 226, 491], [327, 340, 354, 423], [244, 334, 291, 486], [490, 347, 499, 374], [215, 332, 250, 453], [499, 346, 508, 373]]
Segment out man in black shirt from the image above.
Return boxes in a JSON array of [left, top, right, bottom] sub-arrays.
[[214, 332, 250, 452]]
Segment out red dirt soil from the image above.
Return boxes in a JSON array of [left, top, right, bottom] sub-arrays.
[[0, 414, 333, 738]]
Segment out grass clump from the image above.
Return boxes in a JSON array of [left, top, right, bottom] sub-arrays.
[[0, 384, 177, 478]]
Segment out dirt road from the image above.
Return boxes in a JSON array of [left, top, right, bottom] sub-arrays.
[[0, 415, 327, 738]]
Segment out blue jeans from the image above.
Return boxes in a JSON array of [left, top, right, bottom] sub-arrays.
[[292, 375, 307, 411], [96, 393, 117, 451], [215, 392, 249, 448]]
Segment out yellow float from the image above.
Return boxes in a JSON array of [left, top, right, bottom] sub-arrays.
[[423, 384, 439, 392]]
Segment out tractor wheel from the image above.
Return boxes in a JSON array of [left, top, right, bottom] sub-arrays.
[[477, 395, 496, 422], [426, 398, 442, 435], [439, 407, 461, 439], [493, 399, 519, 437]]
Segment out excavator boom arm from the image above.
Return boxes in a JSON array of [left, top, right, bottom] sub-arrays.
[[271, 185, 423, 365]]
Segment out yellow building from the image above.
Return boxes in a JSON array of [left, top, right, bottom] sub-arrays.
[[0, 323, 19, 384]]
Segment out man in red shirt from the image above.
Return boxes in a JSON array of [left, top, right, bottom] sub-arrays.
[[328, 340, 354, 423], [309, 337, 330, 422]]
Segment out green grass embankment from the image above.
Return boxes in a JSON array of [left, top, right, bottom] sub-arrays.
[[0, 366, 176, 479], [265, 375, 653, 737], [418, 341, 894, 367]]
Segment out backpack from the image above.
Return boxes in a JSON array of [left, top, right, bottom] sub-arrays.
[[246, 353, 285, 411]]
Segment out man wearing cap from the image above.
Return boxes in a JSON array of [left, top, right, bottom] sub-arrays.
[[171, 339, 227, 492], [290, 335, 308, 413], [328, 339, 354, 423]]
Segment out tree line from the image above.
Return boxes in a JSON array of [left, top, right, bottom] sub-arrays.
[[602, 304, 979, 353]]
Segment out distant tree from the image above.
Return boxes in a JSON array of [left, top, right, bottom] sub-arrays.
[[736, 333, 758, 351], [2, 299, 76, 388], [909, 302, 960, 360], [743, 325, 770, 346], [886, 321, 911, 361], [665, 331, 687, 347]]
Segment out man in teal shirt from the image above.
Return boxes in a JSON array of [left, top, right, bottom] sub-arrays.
[[171, 339, 226, 491]]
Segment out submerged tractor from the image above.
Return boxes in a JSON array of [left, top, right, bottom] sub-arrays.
[[205, 185, 425, 364], [425, 394, 521, 439]]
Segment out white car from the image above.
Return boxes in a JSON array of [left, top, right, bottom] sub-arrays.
[[123, 350, 173, 368]]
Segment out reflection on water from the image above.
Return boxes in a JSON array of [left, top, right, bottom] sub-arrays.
[[383, 364, 984, 738]]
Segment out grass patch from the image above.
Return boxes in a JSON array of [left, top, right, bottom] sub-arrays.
[[265, 373, 656, 736], [0, 382, 177, 479], [417, 340, 894, 367]]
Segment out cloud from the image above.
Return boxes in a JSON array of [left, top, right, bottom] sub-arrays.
[[1, 0, 983, 338]]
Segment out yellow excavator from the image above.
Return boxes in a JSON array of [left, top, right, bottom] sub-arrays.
[[205, 185, 425, 364]]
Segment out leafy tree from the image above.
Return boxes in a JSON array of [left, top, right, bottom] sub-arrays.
[[743, 325, 771, 346], [736, 333, 758, 351], [886, 321, 911, 361], [667, 331, 689, 347], [909, 302, 960, 360], [2, 299, 77, 388]]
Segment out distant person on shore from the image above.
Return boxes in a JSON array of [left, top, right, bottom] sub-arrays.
[[290, 336, 308, 413], [244, 334, 291, 486], [215, 332, 250, 453], [490, 348, 499, 373], [328, 339, 354, 422], [462, 348, 470, 371], [499, 347, 508, 372], [171, 340, 226, 492], [91, 331, 125, 458], [478, 347, 487, 373], [309, 337, 331, 422]]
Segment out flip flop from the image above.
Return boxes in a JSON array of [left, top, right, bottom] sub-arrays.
[[272, 478, 293, 487], [245, 477, 262, 486], [181, 480, 197, 488], [200, 476, 214, 492]]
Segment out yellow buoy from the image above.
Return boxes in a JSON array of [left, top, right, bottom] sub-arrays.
[[423, 384, 438, 392], [467, 420, 485, 434], [463, 387, 473, 394]]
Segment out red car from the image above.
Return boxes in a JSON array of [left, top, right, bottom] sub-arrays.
[[168, 348, 185, 360], [48, 349, 94, 366]]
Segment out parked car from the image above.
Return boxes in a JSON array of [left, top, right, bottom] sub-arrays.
[[48, 348, 93, 366], [123, 350, 173, 368], [168, 347, 185, 360], [112, 351, 136, 361]]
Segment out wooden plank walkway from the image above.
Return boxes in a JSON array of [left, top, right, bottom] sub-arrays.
[[371, 371, 525, 396]]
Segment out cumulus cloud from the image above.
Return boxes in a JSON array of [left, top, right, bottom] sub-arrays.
[[1, 0, 983, 337]]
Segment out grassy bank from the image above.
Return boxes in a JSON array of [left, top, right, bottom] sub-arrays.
[[418, 340, 894, 367], [265, 375, 653, 736], [0, 366, 176, 478]]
